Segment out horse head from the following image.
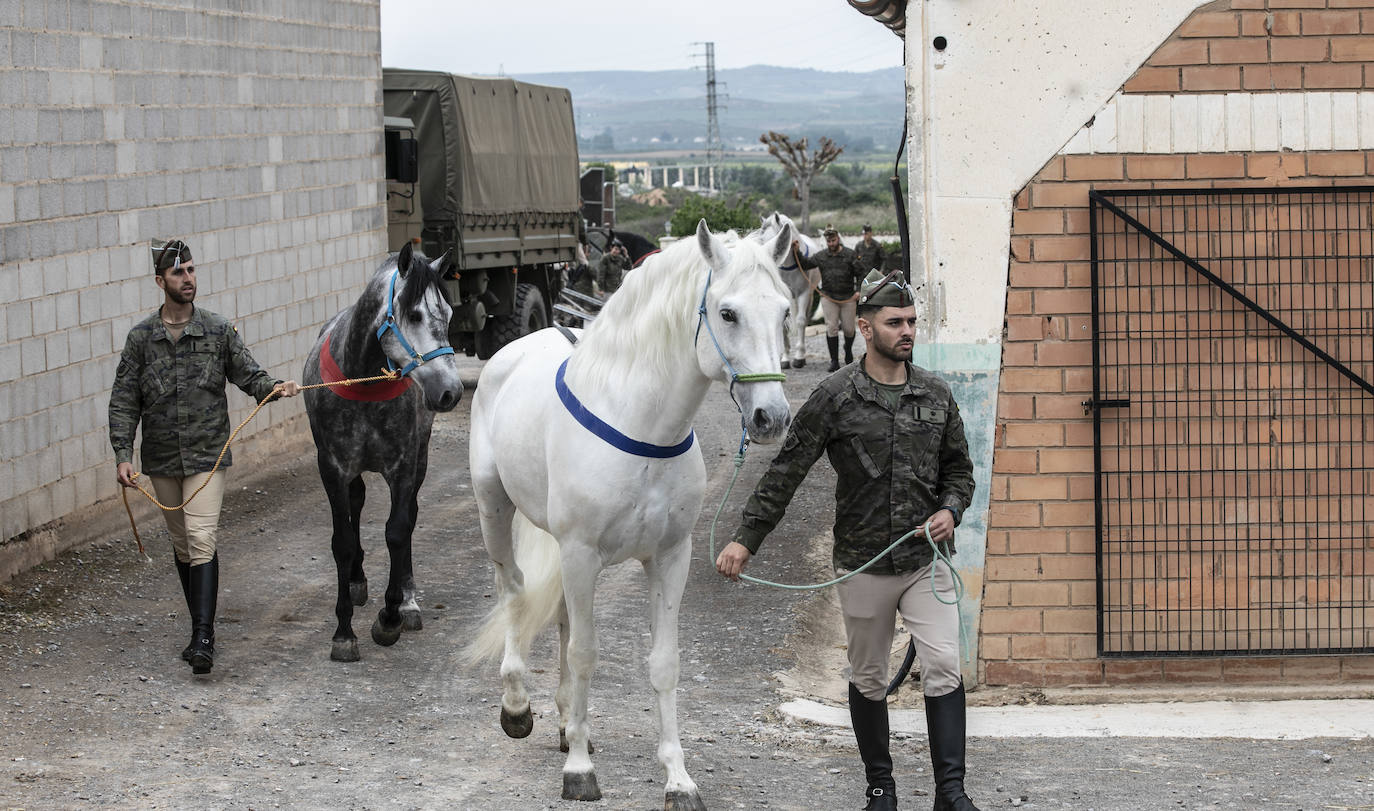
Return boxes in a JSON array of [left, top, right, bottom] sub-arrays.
[[379, 242, 463, 412], [693, 219, 794, 444], [757, 211, 820, 261]]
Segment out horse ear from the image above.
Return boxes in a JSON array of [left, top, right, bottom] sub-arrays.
[[429, 249, 452, 275], [695, 219, 730, 270], [397, 241, 414, 277], [767, 220, 794, 267]]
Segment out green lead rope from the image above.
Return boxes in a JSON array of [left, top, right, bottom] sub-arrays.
[[707, 447, 971, 690]]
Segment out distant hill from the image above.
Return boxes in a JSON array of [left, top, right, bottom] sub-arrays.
[[511, 65, 905, 157]]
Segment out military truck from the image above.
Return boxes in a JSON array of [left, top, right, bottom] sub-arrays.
[[382, 68, 583, 358]]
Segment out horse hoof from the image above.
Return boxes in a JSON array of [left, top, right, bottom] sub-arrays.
[[664, 790, 707, 811], [370, 616, 402, 647], [780, 359, 791, 369], [330, 639, 360, 662], [562, 771, 602, 802], [500, 706, 534, 739], [559, 728, 595, 754], [793, 358, 806, 368], [400, 610, 423, 632], [349, 580, 368, 606]]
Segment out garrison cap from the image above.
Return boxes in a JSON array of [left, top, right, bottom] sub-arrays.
[[858, 268, 914, 308], [151, 238, 192, 273]]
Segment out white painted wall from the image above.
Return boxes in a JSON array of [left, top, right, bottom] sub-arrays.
[[904, 0, 1211, 344]]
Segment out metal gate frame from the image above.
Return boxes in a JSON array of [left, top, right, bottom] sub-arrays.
[[1088, 186, 1374, 658]]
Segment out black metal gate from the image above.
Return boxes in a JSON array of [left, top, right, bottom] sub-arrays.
[[1088, 187, 1374, 657]]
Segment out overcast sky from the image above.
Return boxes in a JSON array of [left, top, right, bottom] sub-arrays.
[[379, 1, 905, 75]]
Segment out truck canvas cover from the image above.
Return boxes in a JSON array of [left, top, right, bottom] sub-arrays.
[[382, 68, 580, 222]]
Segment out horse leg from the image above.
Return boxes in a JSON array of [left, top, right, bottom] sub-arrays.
[[556, 601, 594, 755], [472, 476, 534, 739], [789, 289, 809, 368], [644, 540, 705, 811], [320, 460, 362, 662], [398, 447, 427, 632], [347, 476, 368, 607], [370, 472, 416, 647], [559, 544, 602, 802]]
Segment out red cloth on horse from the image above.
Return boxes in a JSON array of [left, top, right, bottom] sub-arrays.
[[320, 334, 413, 401]]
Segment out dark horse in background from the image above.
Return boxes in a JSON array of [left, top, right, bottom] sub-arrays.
[[302, 242, 463, 661], [587, 226, 660, 267]]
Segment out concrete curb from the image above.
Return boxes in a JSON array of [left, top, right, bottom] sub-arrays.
[[779, 697, 1374, 739]]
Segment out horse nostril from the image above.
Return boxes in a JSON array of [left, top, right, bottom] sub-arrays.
[[752, 407, 770, 431]]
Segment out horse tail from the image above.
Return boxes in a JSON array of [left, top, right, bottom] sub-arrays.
[[464, 511, 564, 665]]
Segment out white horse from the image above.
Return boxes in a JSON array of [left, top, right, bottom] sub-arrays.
[[466, 219, 795, 809], [758, 212, 822, 369]]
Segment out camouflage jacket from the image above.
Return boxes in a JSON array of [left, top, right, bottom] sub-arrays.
[[595, 252, 631, 295], [108, 307, 281, 477], [854, 239, 887, 273], [734, 359, 975, 574], [798, 246, 865, 299]]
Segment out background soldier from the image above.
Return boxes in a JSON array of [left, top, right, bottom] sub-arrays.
[[796, 227, 866, 371], [854, 224, 887, 272], [595, 239, 632, 297], [109, 238, 300, 675], [715, 269, 979, 811]]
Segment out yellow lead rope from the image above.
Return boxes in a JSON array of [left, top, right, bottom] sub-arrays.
[[120, 369, 402, 557]]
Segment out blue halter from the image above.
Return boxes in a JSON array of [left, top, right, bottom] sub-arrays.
[[555, 358, 695, 458], [374, 269, 455, 377]]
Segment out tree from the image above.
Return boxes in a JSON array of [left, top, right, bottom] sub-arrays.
[[668, 194, 757, 237], [759, 131, 844, 233]]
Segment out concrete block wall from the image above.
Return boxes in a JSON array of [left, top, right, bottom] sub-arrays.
[[0, 0, 386, 572], [984, 0, 1374, 687]]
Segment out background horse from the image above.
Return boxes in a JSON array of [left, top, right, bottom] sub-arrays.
[[587, 226, 660, 267], [465, 220, 794, 809], [303, 243, 462, 662], [758, 212, 821, 368]]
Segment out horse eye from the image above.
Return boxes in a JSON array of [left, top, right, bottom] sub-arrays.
[[720, 309, 737, 323], [408, 311, 423, 324]]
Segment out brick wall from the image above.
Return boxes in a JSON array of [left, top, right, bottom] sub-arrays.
[[1128, 0, 1374, 93], [990, 149, 1374, 686], [0, 1, 386, 564], [985, 0, 1374, 687]]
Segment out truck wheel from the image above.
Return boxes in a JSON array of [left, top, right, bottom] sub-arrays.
[[477, 283, 547, 359]]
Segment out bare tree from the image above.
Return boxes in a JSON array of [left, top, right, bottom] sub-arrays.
[[759, 130, 844, 234]]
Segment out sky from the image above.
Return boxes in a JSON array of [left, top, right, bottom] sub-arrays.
[[379, 1, 905, 76]]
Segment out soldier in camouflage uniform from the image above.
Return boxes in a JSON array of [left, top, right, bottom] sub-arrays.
[[854, 224, 887, 273], [594, 240, 632, 296], [796, 227, 866, 371], [109, 238, 300, 675], [716, 270, 980, 811]]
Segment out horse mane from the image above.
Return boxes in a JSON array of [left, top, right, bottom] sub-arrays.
[[568, 230, 785, 396], [395, 250, 446, 313]]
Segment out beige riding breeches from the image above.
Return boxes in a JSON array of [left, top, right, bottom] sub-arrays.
[[150, 471, 226, 566], [836, 562, 962, 701]]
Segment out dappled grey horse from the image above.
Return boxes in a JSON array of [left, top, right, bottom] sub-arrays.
[[302, 243, 462, 662]]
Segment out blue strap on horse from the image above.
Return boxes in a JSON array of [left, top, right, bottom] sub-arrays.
[[374, 269, 455, 377], [555, 358, 695, 458]]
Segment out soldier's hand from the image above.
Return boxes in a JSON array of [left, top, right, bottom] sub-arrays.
[[715, 541, 752, 581], [924, 509, 956, 545], [116, 462, 136, 488], [275, 380, 301, 398]]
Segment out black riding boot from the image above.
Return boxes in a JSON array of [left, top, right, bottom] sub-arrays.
[[175, 558, 193, 662], [187, 555, 218, 675], [827, 336, 841, 372], [849, 683, 897, 810], [844, 335, 855, 365], [925, 684, 979, 811]]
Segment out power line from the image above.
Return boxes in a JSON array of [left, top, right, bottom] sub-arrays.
[[692, 42, 728, 191]]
